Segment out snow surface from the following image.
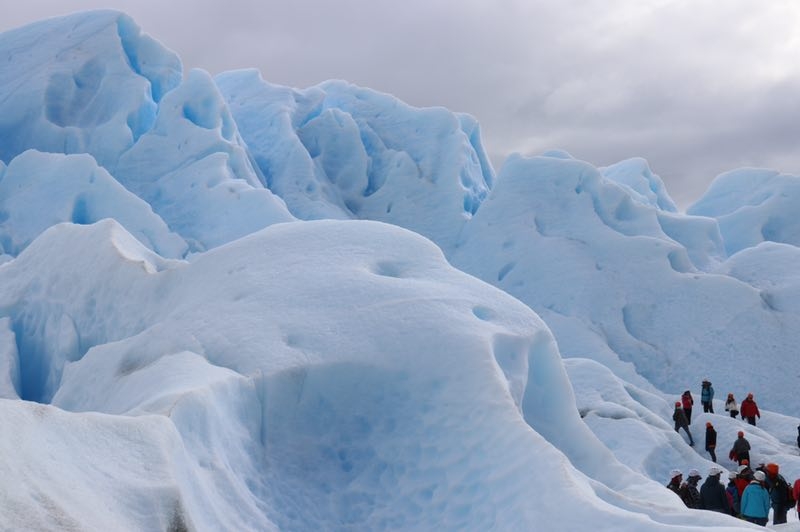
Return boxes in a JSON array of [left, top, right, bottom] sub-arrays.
[[1, 9, 799, 531]]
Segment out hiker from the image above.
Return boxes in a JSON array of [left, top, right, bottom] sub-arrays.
[[764, 463, 791, 525], [730, 431, 751, 465], [680, 469, 702, 509], [673, 402, 694, 446], [725, 393, 739, 418], [740, 470, 770, 526], [681, 390, 694, 424], [796, 424, 800, 449], [701, 380, 714, 413], [740, 393, 760, 426], [667, 469, 683, 497], [699, 467, 729, 513], [793, 478, 800, 516], [705, 422, 717, 462], [726, 471, 741, 517], [735, 463, 754, 498]]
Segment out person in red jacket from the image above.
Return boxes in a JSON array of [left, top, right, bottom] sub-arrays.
[[793, 478, 800, 516], [735, 463, 754, 498], [740, 393, 761, 426], [681, 390, 694, 424]]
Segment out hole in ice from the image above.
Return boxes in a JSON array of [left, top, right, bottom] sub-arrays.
[[370, 261, 406, 278], [472, 306, 495, 321], [497, 262, 515, 282]]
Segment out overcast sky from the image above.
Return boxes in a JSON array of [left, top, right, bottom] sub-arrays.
[[3, 1, 799, 208]]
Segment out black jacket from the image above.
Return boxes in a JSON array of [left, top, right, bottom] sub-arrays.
[[681, 477, 702, 508], [767, 474, 790, 509], [705, 427, 717, 450], [700, 476, 730, 512], [673, 408, 689, 429], [732, 436, 751, 455]]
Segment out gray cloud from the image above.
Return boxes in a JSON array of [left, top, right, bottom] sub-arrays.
[[2, 0, 799, 209]]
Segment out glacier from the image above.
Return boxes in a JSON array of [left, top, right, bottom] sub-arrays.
[[1, 9, 799, 531]]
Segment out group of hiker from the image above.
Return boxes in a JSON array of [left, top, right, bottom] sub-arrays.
[[668, 463, 800, 526], [672, 381, 762, 448], [667, 379, 800, 525]]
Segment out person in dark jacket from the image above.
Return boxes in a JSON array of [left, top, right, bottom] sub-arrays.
[[701, 380, 714, 413], [667, 469, 683, 497], [726, 471, 741, 516], [740, 393, 760, 426], [705, 421, 717, 462], [673, 402, 694, 446], [681, 390, 694, 423], [680, 469, 702, 508], [741, 470, 770, 526], [730, 431, 751, 465], [764, 463, 790, 525], [700, 467, 730, 513]]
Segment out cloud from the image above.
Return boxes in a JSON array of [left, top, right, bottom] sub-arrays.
[[2, 0, 799, 208]]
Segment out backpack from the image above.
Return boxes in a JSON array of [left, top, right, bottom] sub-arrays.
[[773, 474, 795, 510], [682, 392, 693, 409], [786, 478, 797, 510]]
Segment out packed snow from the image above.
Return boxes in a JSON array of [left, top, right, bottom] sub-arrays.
[[1, 9, 799, 531]]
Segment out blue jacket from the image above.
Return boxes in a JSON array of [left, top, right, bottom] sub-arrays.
[[741, 482, 770, 518], [726, 482, 740, 515], [701, 384, 714, 403]]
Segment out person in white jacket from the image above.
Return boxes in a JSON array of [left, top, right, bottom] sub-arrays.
[[724, 393, 739, 418]]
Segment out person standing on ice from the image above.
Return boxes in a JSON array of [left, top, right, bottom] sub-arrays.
[[735, 463, 754, 498], [704, 422, 717, 462], [793, 477, 800, 517], [681, 390, 694, 423], [764, 463, 790, 525], [680, 469, 703, 508], [730, 431, 751, 465], [725, 471, 741, 517], [725, 393, 739, 418], [701, 380, 714, 413], [741, 470, 770, 526], [740, 393, 760, 426], [673, 402, 694, 446], [667, 469, 683, 496], [699, 467, 730, 513]]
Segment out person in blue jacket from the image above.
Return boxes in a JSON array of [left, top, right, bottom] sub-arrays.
[[701, 380, 714, 413], [725, 471, 740, 517], [741, 470, 770, 526]]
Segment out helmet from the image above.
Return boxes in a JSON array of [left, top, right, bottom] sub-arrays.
[[754, 471, 766, 482], [766, 463, 779, 476], [670, 469, 682, 479]]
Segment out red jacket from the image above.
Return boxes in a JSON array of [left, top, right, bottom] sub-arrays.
[[735, 476, 751, 498], [794, 479, 800, 513], [740, 398, 760, 418], [682, 392, 694, 409]]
